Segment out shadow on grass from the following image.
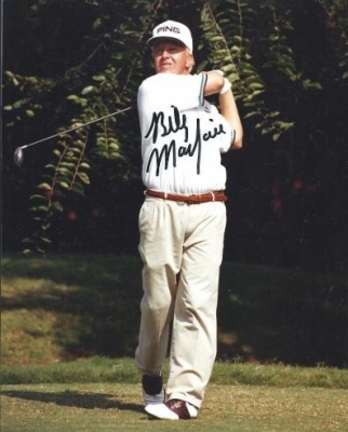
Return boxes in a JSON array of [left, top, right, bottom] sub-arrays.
[[218, 263, 348, 367], [2, 255, 143, 360], [2, 254, 347, 367], [1, 390, 144, 413]]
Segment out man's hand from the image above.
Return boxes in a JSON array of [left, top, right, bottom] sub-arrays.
[[201, 69, 242, 150]]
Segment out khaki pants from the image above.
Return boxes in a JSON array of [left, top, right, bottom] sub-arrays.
[[135, 197, 227, 408]]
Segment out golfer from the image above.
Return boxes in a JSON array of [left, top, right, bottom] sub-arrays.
[[135, 20, 243, 420]]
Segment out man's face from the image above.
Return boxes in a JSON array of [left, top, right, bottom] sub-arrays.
[[152, 40, 193, 74]]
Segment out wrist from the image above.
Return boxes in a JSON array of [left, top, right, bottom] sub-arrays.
[[219, 77, 231, 95]]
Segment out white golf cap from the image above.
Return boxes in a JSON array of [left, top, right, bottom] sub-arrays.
[[147, 20, 193, 53]]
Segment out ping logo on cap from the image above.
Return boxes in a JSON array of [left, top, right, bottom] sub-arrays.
[[148, 20, 193, 53], [157, 26, 181, 35]]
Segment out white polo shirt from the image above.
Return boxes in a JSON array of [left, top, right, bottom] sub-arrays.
[[137, 72, 235, 194]]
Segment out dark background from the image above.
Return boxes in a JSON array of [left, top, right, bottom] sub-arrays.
[[3, 1, 348, 272]]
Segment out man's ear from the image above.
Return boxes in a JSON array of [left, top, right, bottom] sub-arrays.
[[186, 53, 195, 73]]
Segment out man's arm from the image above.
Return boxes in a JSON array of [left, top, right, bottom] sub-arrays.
[[202, 71, 225, 96], [202, 71, 243, 150], [219, 87, 243, 150]]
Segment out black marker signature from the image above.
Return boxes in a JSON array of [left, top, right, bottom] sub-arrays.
[[145, 106, 226, 176], [145, 106, 188, 143]]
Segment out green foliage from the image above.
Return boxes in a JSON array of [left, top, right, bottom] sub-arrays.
[[200, 1, 328, 140], [3, 0, 348, 252], [4, 0, 163, 252], [3, 70, 53, 125], [317, 0, 348, 82]]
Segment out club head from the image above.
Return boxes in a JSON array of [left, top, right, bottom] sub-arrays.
[[14, 147, 24, 167]]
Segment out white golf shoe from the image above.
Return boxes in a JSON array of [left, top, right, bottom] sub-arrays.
[[145, 399, 198, 420]]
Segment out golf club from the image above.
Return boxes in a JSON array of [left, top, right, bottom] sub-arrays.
[[13, 105, 134, 167]]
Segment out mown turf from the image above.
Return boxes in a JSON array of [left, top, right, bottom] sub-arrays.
[[2, 383, 348, 431], [2, 253, 348, 431], [2, 356, 348, 389]]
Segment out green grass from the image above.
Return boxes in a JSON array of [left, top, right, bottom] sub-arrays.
[[2, 356, 348, 389], [2, 383, 348, 431], [2, 252, 347, 367], [2, 253, 348, 431], [2, 254, 142, 365]]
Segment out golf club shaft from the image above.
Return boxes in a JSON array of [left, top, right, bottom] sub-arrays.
[[21, 105, 134, 149]]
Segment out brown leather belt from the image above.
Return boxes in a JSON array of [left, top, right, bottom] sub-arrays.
[[145, 189, 227, 204]]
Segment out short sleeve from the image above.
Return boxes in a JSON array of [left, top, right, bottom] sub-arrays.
[[138, 73, 207, 113]]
